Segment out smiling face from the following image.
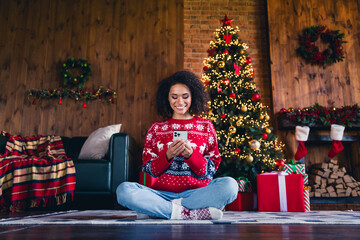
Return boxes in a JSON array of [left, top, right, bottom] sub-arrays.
[[168, 83, 192, 119]]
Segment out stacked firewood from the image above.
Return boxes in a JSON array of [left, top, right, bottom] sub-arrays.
[[309, 159, 360, 197]]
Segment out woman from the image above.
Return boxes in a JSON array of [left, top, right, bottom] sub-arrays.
[[116, 70, 238, 220]]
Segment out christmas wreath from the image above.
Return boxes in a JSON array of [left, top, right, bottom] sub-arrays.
[[61, 57, 92, 88], [297, 25, 346, 66]]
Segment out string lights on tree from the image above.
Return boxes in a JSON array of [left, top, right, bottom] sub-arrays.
[[202, 16, 284, 180]]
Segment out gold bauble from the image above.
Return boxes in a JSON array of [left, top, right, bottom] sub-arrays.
[[220, 101, 224, 105], [229, 125, 237, 134], [241, 105, 247, 112], [265, 115, 270, 121], [236, 119, 242, 126], [259, 115, 264, 120], [249, 139, 260, 150], [217, 61, 225, 68], [246, 154, 254, 163], [240, 50, 244, 54], [266, 128, 271, 134], [231, 138, 235, 142]]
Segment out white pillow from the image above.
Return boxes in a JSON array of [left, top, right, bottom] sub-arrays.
[[78, 124, 121, 159]]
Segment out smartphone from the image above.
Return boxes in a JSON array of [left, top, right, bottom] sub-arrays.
[[173, 130, 188, 142]]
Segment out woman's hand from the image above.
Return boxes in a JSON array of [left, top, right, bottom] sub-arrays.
[[182, 142, 193, 159], [166, 139, 186, 161]]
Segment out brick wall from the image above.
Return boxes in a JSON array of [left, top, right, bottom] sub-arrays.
[[184, 0, 273, 112]]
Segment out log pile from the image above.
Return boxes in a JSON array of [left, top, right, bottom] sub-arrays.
[[309, 159, 360, 197]]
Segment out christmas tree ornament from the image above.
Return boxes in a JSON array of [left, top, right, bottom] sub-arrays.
[[246, 154, 254, 163], [275, 159, 285, 171], [205, 80, 210, 85], [265, 128, 271, 134], [236, 119, 242, 127], [220, 15, 234, 27], [58, 98, 62, 105], [234, 148, 241, 154], [250, 69, 255, 77], [221, 114, 226, 119], [223, 50, 229, 55], [260, 115, 264, 120], [217, 61, 225, 68], [288, 108, 294, 112], [220, 101, 224, 105], [280, 108, 287, 113], [234, 63, 241, 75], [223, 34, 232, 44], [294, 126, 310, 161], [240, 50, 244, 54], [241, 105, 247, 112], [249, 139, 260, 150], [262, 133, 268, 140], [251, 93, 260, 101], [207, 48, 216, 57], [230, 92, 236, 99], [222, 79, 230, 85], [83, 102, 87, 108], [246, 57, 252, 64], [217, 82, 223, 94], [328, 124, 345, 158], [203, 66, 209, 71], [229, 125, 237, 134], [265, 114, 270, 121]]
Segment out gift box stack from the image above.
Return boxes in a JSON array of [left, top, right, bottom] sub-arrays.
[[226, 177, 257, 211], [257, 160, 310, 212], [283, 162, 310, 212]]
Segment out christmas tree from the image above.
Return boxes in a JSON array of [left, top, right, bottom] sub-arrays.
[[202, 16, 284, 181]]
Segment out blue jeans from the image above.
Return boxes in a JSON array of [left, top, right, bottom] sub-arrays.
[[116, 177, 239, 219]]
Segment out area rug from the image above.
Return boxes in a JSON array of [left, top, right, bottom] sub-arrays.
[[1, 210, 360, 225]]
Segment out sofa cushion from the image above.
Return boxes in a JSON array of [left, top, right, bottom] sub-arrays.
[[74, 159, 111, 192], [78, 124, 121, 159]]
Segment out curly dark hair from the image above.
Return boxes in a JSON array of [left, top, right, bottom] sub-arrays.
[[156, 70, 209, 118]]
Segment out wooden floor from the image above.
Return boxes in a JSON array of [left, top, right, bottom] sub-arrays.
[[1, 224, 360, 239]]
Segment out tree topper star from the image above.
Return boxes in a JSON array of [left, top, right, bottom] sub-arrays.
[[220, 15, 234, 27]]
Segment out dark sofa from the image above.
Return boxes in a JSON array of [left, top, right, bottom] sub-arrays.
[[61, 133, 138, 199]]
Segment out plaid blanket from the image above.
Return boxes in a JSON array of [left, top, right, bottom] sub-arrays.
[[0, 131, 76, 212]]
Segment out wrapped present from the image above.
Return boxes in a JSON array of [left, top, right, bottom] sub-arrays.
[[283, 161, 308, 185], [283, 161, 310, 211], [257, 172, 305, 212], [236, 177, 253, 192], [226, 192, 257, 211], [139, 171, 158, 188]]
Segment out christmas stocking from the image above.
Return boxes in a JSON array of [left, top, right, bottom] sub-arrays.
[[294, 126, 310, 161], [328, 124, 345, 158]]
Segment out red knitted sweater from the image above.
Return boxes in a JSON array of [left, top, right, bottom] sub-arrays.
[[142, 116, 221, 193]]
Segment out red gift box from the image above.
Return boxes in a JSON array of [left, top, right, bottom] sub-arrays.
[[226, 192, 257, 211], [139, 171, 158, 188], [257, 172, 305, 212]]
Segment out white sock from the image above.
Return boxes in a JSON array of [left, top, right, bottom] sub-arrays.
[[170, 203, 223, 220]]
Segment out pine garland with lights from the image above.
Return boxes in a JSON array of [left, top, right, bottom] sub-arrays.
[[202, 16, 284, 181], [279, 103, 360, 127], [28, 87, 117, 107]]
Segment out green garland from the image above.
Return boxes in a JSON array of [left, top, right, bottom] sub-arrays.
[[61, 57, 92, 88], [28, 87, 117, 107], [297, 25, 346, 66], [279, 103, 360, 127]]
